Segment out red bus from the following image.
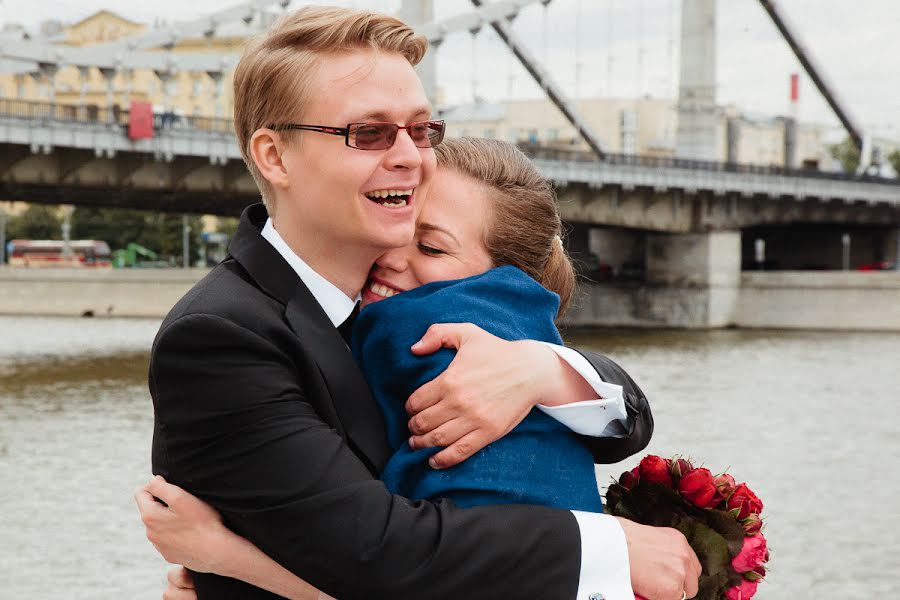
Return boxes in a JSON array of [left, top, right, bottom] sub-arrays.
[[7, 240, 112, 268]]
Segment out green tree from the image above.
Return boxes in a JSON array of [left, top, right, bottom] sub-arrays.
[[71, 207, 204, 262], [6, 205, 61, 240], [828, 137, 861, 174], [71, 207, 149, 250], [888, 149, 900, 177]]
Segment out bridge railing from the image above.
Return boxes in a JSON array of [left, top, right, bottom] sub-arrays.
[[519, 143, 900, 186], [0, 97, 234, 135]]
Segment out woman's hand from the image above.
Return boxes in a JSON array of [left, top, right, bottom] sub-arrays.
[[134, 476, 232, 576], [136, 477, 336, 600], [163, 566, 197, 600], [406, 323, 576, 468]]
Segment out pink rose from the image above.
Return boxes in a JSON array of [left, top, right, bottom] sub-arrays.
[[727, 483, 764, 520], [715, 473, 737, 498], [725, 578, 759, 600], [732, 534, 768, 573], [678, 467, 719, 508], [639, 455, 673, 487], [742, 513, 762, 535]]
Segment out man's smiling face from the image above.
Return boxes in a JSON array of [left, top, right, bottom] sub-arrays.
[[278, 49, 437, 255]]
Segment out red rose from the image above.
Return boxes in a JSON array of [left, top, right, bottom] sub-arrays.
[[742, 513, 762, 535], [638, 455, 673, 487], [670, 457, 694, 480], [732, 534, 768, 573], [678, 467, 719, 508], [725, 578, 758, 600], [619, 468, 639, 491], [727, 483, 764, 520]]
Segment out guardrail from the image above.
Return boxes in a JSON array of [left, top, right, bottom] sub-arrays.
[[519, 143, 900, 186], [1, 97, 898, 188], [0, 97, 233, 134]]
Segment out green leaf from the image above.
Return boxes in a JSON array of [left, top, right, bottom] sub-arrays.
[[676, 520, 731, 577], [705, 509, 748, 558]]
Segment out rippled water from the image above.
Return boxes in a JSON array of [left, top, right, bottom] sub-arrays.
[[1, 315, 897, 599]]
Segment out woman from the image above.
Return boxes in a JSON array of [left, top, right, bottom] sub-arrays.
[[353, 137, 605, 512], [140, 138, 631, 599]]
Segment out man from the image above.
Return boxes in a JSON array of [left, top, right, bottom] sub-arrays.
[[139, 6, 699, 600]]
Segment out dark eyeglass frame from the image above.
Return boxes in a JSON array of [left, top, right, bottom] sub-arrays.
[[268, 119, 446, 150]]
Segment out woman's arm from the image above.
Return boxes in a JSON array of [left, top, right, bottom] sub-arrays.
[[135, 477, 335, 600]]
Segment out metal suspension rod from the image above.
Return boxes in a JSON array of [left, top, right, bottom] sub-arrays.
[[758, 0, 863, 151], [469, 0, 606, 159]]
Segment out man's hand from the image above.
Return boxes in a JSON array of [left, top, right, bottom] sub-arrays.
[[134, 476, 231, 576], [406, 323, 593, 469], [615, 517, 702, 600], [163, 566, 197, 600]]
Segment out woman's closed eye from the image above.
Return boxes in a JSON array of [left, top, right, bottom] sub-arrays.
[[417, 243, 446, 256]]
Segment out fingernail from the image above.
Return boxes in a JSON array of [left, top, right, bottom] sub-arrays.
[[408, 437, 415, 449], [411, 341, 422, 350], [428, 457, 439, 469]]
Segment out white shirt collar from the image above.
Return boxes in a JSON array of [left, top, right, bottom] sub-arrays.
[[261, 217, 360, 327]]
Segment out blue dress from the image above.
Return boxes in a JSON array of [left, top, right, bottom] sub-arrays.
[[350, 265, 603, 512]]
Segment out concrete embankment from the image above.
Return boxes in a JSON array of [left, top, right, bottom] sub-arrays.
[[564, 271, 900, 331], [0, 268, 209, 318], [735, 271, 900, 331], [2, 268, 900, 330]]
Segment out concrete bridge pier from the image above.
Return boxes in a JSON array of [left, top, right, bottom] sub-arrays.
[[644, 231, 741, 327], [566, 230, 742, 329]]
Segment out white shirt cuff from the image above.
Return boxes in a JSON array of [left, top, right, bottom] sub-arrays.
[[536, 343, 629, 436], [571, 511, 633, 600]]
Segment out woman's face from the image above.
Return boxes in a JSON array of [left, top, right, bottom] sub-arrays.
[[362, 168, 495, 306]]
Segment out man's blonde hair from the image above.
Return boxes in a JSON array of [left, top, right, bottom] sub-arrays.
[[233, 6, 428, 208]]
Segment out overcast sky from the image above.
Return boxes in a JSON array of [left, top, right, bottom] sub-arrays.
[[3, 0, 899, 139]]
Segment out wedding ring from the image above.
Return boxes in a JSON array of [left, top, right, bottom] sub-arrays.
[[680, 592, 687, 600]]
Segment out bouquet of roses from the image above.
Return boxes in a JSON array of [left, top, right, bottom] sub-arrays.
[[606, 455, 769, 600]]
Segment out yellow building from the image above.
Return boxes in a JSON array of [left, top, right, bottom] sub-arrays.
[[0, 10, 245, 119]]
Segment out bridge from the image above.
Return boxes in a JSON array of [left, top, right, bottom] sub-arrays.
[[1, 0, 898, 329], [1, 97, 897, 228]]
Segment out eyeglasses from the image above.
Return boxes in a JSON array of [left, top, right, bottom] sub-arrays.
[[269, 119, 446, 151]]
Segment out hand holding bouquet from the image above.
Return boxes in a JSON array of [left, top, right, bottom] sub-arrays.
[[607, 455, 769, 600]]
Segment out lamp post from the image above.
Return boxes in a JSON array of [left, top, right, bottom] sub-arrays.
[[182, 215, 190, 268], [0, 205, 7, 266], [61, 205, 75, 263]]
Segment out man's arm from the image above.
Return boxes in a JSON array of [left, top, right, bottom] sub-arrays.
[[568, 348, 654, 464], [406, 324, 652, 467], [150, 313, 585, 600]]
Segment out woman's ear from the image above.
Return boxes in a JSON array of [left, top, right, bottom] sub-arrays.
[[250, 128, 289, 190]]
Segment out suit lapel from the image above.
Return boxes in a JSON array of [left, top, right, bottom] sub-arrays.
[[284, 295, 391, 474], [229, 204, 391, 474]]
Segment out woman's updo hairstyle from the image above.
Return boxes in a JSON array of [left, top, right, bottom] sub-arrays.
[[433, 137, 576, 319]]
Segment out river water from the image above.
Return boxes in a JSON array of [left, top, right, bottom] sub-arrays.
[[0, 315, 897, 599]]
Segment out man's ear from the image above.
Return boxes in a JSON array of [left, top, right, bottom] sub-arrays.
[[250, 128, 289, 189]]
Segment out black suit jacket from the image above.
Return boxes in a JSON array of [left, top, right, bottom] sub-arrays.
[[149, 203, 652, 600]]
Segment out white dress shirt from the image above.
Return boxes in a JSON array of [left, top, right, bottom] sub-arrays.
[[262, 218, 634, 599]]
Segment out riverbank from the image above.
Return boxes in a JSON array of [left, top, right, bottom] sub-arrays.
[[2, 267, 899, 330], [3, 316, 898, 598], [564, 270, 900, 331]]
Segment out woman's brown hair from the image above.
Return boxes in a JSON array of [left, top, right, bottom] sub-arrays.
[[433, 137, 576, 318]]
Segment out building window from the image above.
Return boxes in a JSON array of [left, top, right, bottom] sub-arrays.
[[547, 128, 559, 141], [484, 128, 496, 139]]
